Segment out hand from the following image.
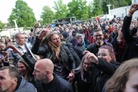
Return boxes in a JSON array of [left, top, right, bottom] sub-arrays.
[[8, 45, 24, 56], [8, 45, 19, 52], [129, 4, 138, 15], [34, 21, 40, 28], [38, 28, 51, 39], [83, 50, 99, 64], [67, 72, 75, 83], [2, 51, 9, 61]]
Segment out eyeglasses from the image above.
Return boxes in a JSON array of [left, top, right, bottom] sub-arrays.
[[25, 37, 28, 39], [83, 62, 91, 66], [94, 34, 103, 37], [97, 53, 108, 57]]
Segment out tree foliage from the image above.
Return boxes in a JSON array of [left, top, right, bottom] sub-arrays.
[[41, 6, 54, 25], [8, 0, 36, 27], [53, 0, 68, 19], [7, 0, 132, 26], [90, 0, 131, 16], [67, 0, 89, 20], [91, 0, 103, 16], [100, 0, 131, 9], [0, 21, 5, 32]]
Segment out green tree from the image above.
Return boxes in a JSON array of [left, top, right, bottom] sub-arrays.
[[0, 21, 5, 32], [53, 0, 68, 19], [101, 0, 131, 9], [91, 0, 103, 16], [94, 0, 131, 15], [8, 0, 36, 27], [41, 6, 54, 25], [68, 0, 89, 20], [101, 1, 108, 14]]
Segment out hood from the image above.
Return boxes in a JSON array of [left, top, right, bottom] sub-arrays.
[[15, 76, 36, 92]]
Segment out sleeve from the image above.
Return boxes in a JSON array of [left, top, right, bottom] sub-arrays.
[[122, 16, 135, 43], [21, 53, 36, 73], [96, 58, 120, 75], [31, 37, 47, 55], [63, 45, 76, 69]]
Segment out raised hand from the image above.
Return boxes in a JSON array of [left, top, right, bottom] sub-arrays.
[[38, 28, 51, 39], [129, 4, 138, 14], [8, 45, 23, 56], [8, 45, 19, 53], [2, 51, 9, 61], [83, 50, 99, 64], [34, 21, 40, 28]]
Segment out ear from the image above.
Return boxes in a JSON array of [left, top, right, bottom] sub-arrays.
[[12, 77, 18, 84], [110, 54, 116, 61], [45, 70, 50, 76]]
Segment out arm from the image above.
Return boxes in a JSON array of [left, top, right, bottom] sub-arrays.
[[31, 37, 47, 55], [21, 53, 35, 73], [122, 16, 133, 43], [122, 4, 138, 43], [83, 50, 120, 75], [31, 27, 51, 55], [64, 46, 76, 69], [96, 58, 120, 75], [8, 45, 35, 72]]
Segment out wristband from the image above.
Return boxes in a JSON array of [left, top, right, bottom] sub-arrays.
[[129, 9, 134, 14]]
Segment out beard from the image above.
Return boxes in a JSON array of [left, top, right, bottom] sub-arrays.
[[96, 41, 103, 46]]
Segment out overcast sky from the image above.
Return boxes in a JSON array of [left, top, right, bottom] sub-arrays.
[[0, 0, 92, 23]]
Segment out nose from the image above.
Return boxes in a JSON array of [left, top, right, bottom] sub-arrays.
[[32, 71, 35, 75], [18, 68, 22, 71], [97, 36, 101, 39]]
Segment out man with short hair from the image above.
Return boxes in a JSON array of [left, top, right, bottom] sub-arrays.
[[74, 33, 85, 60], [33, 58, 73, 92], [0, 66, 36, 92], [7, 32, 36, 66], [87, 28, 112, 55]]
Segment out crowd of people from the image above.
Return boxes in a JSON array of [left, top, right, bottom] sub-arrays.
[[0, 3, 138, 92]]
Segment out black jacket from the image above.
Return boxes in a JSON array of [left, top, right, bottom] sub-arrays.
[[21, 53, 36, 84], [36, 74, 73, 92], [74, 43, 85, 60], [31, 37, 75, 71], [72, 66, 96, 92], [121, 16, 138, 61], [65, 42, 81, 67], [87, 42, 112, 55], [90, 58, 120, 92]]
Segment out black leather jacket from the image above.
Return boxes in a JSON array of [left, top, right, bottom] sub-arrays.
[[31, 37, 76, 71]]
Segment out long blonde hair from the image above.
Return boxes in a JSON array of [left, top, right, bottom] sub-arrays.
[[105, 58, 138, 92], [43, 32, 61, 58]]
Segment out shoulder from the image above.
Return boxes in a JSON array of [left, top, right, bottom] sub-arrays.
[[15, 87, 37, 92], [55, 75, 72, 88], [16, 77, 36, 92], [104, 41, 112, 46], [87, 43, 96, 49]]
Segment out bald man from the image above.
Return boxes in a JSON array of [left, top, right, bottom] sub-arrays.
[[33, 59, 73, 92]]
